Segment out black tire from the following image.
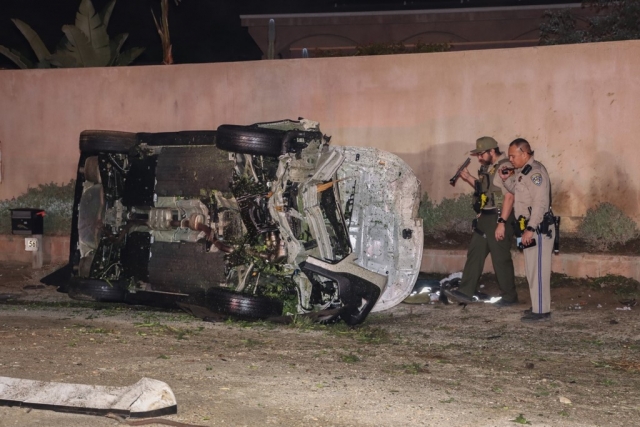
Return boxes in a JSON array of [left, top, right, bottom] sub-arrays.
[[205, 287, 283, 319], [79, 130, 137, 153], [67, 278, 126, 303], [216, 125, 285, 157]]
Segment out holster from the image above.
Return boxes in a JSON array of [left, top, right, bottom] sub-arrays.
[[512, 215, 536, 249], [540, 212, 553, 236], [512, 215, 527, 237], [554, 216, 561, 253], [471, 218, 486, 238], [472, 180, 482, 214]]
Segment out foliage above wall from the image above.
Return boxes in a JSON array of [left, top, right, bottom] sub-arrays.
[[540, 0, 640, 45], [0, 0, 144, 69], [313, 41, 450, 57]]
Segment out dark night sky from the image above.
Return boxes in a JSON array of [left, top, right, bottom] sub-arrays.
[[0, 0, 573, 68]]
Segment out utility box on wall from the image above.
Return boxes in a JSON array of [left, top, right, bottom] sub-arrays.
[[10, 208, 45, 235]]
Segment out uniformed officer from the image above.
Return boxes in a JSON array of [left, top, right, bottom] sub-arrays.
[[500, 138, 554, 322], [444, 136, 518, 306]]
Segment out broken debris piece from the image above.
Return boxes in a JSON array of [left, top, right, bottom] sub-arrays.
[[0, 376, 176, 418]]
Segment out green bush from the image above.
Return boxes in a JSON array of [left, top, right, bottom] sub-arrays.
[[0, 181, 75, 235], [313, 41, 450, 58], [577, 202, 639, 251], [354, 41, 450, 56], [418, 193, 440, 232], [419, 193, 476, 235]]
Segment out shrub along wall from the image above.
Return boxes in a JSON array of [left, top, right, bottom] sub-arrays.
[[2, 40, 640, 231], [0, 181, 75, 235]]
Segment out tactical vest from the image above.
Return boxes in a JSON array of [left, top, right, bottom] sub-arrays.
[[475, 158, 510, 211]]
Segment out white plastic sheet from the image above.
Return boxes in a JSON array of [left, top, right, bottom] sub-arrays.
[[0, 376, 177, 417]]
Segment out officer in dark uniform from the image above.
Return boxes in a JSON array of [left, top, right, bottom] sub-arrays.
[[445, 137, 518, 306]]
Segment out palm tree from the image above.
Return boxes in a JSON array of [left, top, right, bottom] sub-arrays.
[[0, 0, 144, 69], [151, 0, 183, 65]]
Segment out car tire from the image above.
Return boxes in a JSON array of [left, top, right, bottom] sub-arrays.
[[79, 130, 137, 153], [205, 287, 283, 319], [216, 125, 285, 157], [67, 278, 126, 303]]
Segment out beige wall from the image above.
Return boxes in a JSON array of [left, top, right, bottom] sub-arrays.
[[1, 40, 639, 230]]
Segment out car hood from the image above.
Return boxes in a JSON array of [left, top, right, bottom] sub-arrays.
[[333, 146, 423, 311]]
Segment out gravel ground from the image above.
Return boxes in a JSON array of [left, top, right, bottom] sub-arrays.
[[0, 262, 639, 427]]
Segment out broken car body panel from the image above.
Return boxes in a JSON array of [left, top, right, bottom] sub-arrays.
[[334, 146, 423, 311]]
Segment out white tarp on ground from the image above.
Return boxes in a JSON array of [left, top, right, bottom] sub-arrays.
[[0, 376, 177, 417]]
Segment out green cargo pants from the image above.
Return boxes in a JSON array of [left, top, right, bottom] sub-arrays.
[[458, 210, 517, 303]]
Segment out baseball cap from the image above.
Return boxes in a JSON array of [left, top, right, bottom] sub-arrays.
[[470, 136, 499, 154]]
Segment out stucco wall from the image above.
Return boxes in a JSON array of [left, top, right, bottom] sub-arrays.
[[1, 40, 639, 230]]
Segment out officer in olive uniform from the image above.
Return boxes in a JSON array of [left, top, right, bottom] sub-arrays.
[[501, 138, 554, 322], [445, 137, 518, 306]]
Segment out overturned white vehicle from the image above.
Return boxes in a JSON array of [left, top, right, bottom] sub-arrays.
[[43, 119, 423, 325]]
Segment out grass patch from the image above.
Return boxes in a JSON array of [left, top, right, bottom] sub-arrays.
[[591, 360, 612, 369], [534, 388, 550, 397], [352, 326, 390, 344], [340, 353, 360, 363], [397, 362, 429, 374], [133, 321, 201, 340], [550, 272, 583, 289], [511, 414, 531, 425], [287, 315, 320, 331], [70, 324, 114, 334], [322, 323, 391, 344], [591, 275, 639, 298]]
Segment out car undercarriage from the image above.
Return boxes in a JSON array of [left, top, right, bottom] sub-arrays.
[[42, 119, 423, 325]]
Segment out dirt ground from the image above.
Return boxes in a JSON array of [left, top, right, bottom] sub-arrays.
[[1, 262, 639, 427]]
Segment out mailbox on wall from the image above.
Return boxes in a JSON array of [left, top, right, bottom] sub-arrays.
[[10, 208, 45, 235]]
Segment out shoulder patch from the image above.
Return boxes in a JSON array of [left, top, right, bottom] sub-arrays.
[[531, 173, 543, 186]]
